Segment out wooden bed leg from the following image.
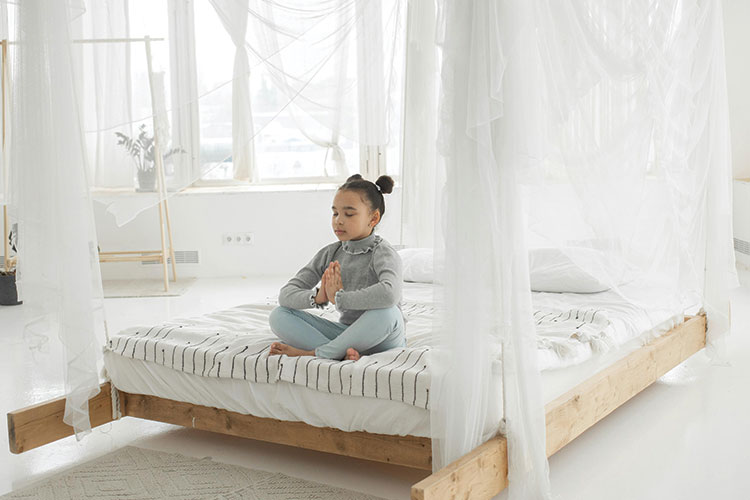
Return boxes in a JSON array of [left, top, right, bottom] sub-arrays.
[[410, 436, 508, 500], [7, 382, 115, 454]]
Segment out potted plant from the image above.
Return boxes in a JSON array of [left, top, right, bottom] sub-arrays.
[[115, 124, 185, 192], [0, 223, 21, 306]]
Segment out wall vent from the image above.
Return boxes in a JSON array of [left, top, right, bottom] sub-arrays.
[[734, 238, 750, 256], [142, 250, 200, 265]]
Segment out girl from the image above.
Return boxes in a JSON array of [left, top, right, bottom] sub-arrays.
[[269, 174, 405, 361]]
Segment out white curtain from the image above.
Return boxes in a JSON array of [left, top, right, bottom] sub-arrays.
[[400, 0, 439, 248], [10, 0, 105, 436], [209, 0, 256, 182], [245, 0, 404, 179], [431, 1, 551, 498], [167, 0, 201, 186], [429, 0, 736, 497], [80, 0, 134, 188], [0, 1, 8, 207]]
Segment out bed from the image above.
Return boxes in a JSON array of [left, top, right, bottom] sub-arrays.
[[6, 280, 706, 499]]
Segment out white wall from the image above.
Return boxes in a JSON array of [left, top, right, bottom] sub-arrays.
[[94, 186, 403, 279], [724, 0, 750, 179]]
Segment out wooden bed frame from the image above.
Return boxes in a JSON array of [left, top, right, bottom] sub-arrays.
[[7, 314, 706, 499]]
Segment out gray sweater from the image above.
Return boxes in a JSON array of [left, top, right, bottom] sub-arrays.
[[278, 233, 403, 325]]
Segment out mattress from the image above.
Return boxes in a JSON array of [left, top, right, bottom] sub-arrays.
[[104, 281, 688, 439]]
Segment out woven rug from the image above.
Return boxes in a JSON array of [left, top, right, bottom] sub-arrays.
[[103, 279, 196, 298], [2, 446, 389, 500]]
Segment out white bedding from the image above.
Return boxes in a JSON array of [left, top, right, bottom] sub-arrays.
[[103, 281, 688, 438]]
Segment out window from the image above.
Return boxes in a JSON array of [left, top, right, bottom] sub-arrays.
[[192, 1, 405, 185]]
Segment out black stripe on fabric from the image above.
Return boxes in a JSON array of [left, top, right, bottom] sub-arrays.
[[292, 357, 301, 384], [425, 388, 430, 409], [374, 349, 405, 398], [315, 361, 322, 391], [146, 326, 177, 363], [412, 365, 428, 406], [161, 348, 166, 365], [337, 360, 354, 394], [327, 362, 333, 393], [207, 346, 229, 377], [171, 344, 178, 369], [389, 350, 414, 400], [201, 334, 221, 376], [536, 312, 555, 325], [401, 349, 429, 402], [591, 309, 600, 322], [130, 326, 157, 358], [305, 358, 315, 388], [144, 326, 168, 360], [188, 337, 217, 374], [119, 334, 135, 356], [230, 346, 249, 378], [361, 360, 378, 396], [253, 346, 271, 382], [181, 342, 193, 371]]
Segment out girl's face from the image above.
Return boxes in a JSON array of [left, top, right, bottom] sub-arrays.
[[331, 189, 380, 241]]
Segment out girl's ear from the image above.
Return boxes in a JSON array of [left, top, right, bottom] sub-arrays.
[[370, 210, 381, 227]]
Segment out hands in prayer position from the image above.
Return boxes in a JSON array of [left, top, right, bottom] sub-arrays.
[[273, 260, 360, 360], [317, 261, 343, 305]]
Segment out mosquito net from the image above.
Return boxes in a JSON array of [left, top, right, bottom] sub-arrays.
[[428, 0, 736, 498], [5, 1, 737, 499]]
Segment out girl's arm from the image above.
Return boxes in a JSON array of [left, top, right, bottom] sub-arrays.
[[279, 245, 336, 309], [334, 245, 402, 310]]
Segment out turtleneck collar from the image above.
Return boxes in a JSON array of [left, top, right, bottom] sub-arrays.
[[341, 232, 381, 255]]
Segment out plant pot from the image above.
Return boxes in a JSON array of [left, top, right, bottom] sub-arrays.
[[136, 168, 157, 192], [0, 272, 22, 306]]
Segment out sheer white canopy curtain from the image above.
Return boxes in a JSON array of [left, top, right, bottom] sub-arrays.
[[10, 0, 105, 437], [208, 0, 256, 182], [425, 0, 735, 498]]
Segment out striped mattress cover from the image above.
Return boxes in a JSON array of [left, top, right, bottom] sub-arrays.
[[105, 281, 685, 405]]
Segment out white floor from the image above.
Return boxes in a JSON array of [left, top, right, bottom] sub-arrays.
[[1, 277, 749, 500]]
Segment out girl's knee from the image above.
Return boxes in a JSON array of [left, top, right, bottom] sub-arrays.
[[269, 306, 294, 334], [363, 306, 401, 322]]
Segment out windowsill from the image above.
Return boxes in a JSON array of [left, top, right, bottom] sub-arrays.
[[91, 177, 401, 198], [91, 182, 344, 198]]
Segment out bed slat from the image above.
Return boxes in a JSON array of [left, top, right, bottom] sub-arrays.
[[7, 382, 114, 454], [122, 391, 433, 470], [544, 314, 707, 456], [412, 314, 707, 500]]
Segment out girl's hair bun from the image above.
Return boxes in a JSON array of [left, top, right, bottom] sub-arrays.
[[375, 175, 394, 195], [346, 173, 363, 182]]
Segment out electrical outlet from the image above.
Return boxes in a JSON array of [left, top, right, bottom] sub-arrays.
[[222, 232, 255, 245], [241, 232, 255, 245]]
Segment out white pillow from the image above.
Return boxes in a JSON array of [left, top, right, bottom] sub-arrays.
[[528, 247, 615, 293], [399, 246, 619, 293], [398, 248, 435, 283]]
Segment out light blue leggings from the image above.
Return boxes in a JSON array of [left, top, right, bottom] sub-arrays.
[[269, 306, 405, 360]]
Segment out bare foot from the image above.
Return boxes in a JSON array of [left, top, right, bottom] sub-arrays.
[[345, 348, 360, 361], [270, 342, 314, 357]]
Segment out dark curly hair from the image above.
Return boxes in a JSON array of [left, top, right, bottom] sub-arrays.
[[339, 174, 394, 218]]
